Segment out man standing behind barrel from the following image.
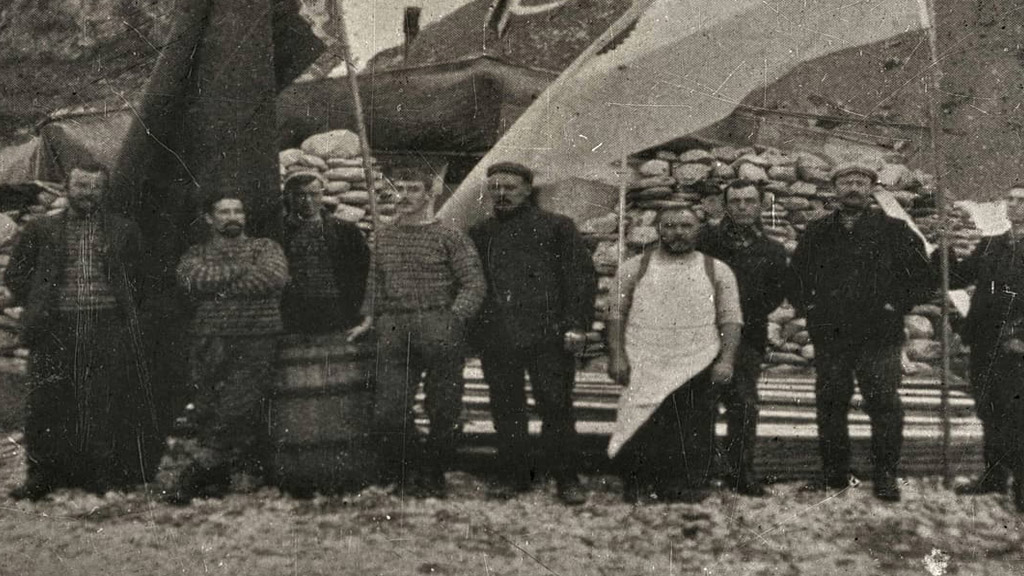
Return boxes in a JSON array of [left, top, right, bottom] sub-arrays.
[[280, 171, 369, 334], [697, 179, 787, 497], [348, 167, 485, 498], [168, 194, 289, 504], [468, 162, 597, 505], [788, 160, 932, 501]]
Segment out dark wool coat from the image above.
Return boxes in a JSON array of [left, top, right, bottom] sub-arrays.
[[5, 212, 144, 346], [949, 233, 1024, 352], [698, 220, 788, 352], [281, 211, 370, 332], [469, 205, 597, 349], [787, 210, 933, 345]]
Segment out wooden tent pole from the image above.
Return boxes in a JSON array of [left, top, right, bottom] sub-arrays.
[[327, 0, 380, 234], [923, 0, 952, 489], [618, 153, 628, 271]]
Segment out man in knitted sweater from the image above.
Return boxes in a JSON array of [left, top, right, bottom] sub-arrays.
[[169, 195, 290, 504], [348, 168, 485, 497]]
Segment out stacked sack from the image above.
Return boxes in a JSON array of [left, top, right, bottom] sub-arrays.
[[0, 184, 67, 378], [279, 130, 395, 233], [578, 144, 976, 376]]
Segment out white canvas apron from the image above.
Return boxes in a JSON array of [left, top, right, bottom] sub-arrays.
[[607, 251, 720, 459]]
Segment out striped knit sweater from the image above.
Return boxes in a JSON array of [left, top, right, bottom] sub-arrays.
[[363, 220, 485, 320], [58, 216, 118, 311], [176, 237, 290, 336]]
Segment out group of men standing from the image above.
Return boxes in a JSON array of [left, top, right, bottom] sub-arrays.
[[6, 157, 1023, 512], [5, 160, 596, 506]]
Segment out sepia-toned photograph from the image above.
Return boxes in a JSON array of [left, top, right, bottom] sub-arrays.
[[0, 0, 1022, 573]]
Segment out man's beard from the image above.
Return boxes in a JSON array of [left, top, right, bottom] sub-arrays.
[[660, 239, 692, 254], [219, 223, 244, 238], [70, 197, 99, 214]]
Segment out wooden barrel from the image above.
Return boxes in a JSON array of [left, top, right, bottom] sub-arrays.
[[269, 332, 376, 494]]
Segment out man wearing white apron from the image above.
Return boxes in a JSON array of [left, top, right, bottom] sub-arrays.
[[607, 208, 743, 503]]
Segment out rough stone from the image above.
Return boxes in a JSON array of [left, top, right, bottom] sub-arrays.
[[673, 163, 712, 183], [736, 163, 769, 182], [768, 165, 798, 182], [905, 339, 942, 362], [627, 226, 660, 248], [769, 351, 810, 365], [782, 318, 807, 340], [779, 197, 811, 211], [638, 159, 672, 177], [711, 146, 742, 163], [768, 306, 796, 325], [789, 182, 818, 198], [301, 129, 362, 159], [711, 161, 735, 179], [801, 344, 815, 361], [678, 149, 715, 164], [791, 331, 812, 346], [629, 176, 676, 190], [904, 315, 935, 339]]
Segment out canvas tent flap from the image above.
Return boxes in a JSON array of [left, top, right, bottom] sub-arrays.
[[35, 110, 134, 184], [0, 137, 40, 185]]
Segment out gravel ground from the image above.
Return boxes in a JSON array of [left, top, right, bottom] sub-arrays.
[[2, 440, 1023, 576]]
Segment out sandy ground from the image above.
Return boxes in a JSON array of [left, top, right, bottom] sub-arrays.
[[2, 438, 1023, 576]]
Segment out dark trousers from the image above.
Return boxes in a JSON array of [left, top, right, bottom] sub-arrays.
[[480, 340, 580, 481], [719, 342, 762, 481], [186, 336, 277, 482], [969, 346, 1024, 485], [814, 340, 904, 483], [618, 370, 718, 492], [25, 309, 159, 488], [374, 310, 466, 480]]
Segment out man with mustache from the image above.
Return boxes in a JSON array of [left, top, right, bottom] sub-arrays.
[[168, 194, 290, 504], [788, 160, 933, 502], [349, 168, 485, 498], [468, 162, 597, 505], [6, 162, 158, 500], [607, 207, 742, 503]]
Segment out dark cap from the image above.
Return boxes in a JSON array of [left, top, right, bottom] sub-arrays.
[[486, 162, 534, 185]]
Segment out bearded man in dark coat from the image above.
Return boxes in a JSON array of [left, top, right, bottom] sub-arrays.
[[6, 163, 158, 500]]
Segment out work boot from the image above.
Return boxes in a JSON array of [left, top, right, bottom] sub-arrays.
[[800, 473, 852, 493], [413, 466, 447, 499], [873, 473, 901, 502], [487, 467, 533, 500], [9, 476, 56, 502], [556, 475, 587, 506], [734, 473, 767, 497], [955, 473, 1009, 495]]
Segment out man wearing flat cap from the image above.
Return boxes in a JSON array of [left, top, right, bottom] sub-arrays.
[[469, 162, 597, 505], [788, 160, 933, 501]]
